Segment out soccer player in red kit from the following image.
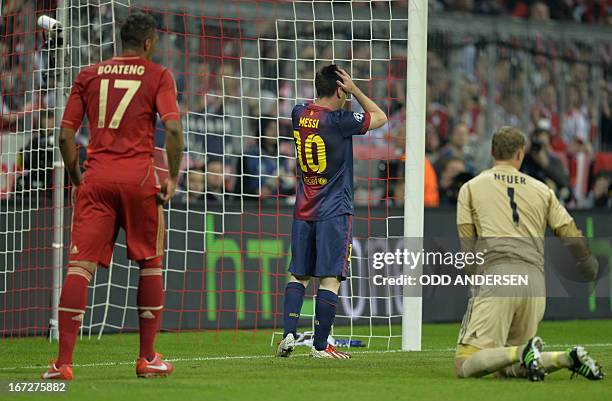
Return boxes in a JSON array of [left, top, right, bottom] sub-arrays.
[[41, 12, 184, 380]]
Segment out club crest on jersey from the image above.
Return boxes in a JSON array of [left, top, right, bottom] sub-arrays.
[[353, 112, 364, 122]]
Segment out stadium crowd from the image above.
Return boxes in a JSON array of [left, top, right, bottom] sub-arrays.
[[430, 0, 612, 25], [1, 0, 610, 209]]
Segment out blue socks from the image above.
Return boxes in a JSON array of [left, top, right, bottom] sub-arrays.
[[313, 289, 338, 351], [283, 282, 306, 338]]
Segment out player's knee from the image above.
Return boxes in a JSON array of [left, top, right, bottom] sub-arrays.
[[139, 257, 163, 276], [66, 261, 97, 283], [290, 274, 310, 288], [319, 276, 341, 294]]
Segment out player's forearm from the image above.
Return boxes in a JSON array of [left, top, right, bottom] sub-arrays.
[[58, 127, 82, 186], [164, 120, 183, 180], [554, 221, 599, 281], [554, 221, 590, 260], [351, 86, 387, 129], [458, 223, 480, 274]]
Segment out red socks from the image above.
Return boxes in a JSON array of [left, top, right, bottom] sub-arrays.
[[57, 263, 93, 366], [138, 259, 164, 360], [55, 259, 164, 365]]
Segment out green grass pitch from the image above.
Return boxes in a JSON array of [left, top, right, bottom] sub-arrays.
[[1, 320, 610, 401]]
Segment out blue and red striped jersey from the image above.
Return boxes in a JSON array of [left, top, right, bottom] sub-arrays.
[[291, 103, 370, 221]]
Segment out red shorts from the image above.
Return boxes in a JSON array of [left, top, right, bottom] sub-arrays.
[[69, 181, 164, 267]]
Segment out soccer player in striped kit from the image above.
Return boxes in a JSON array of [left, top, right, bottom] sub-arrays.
[[277, 65, 387, 359]]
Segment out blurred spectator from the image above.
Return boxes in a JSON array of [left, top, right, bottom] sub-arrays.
[[185, 94, 225, 161], [1, 72, 22, 132], [434, 0, 610, 25], [562, 84, 591, 147], [427, 83, 450, 142], [424, 158, 440, 207], [531, 84, 561, 142], [183, 167, 206, 204], [457, 79, 485, 136], [15, 111, 85, 196], [183, 159, 236, 205], [521, 128, 571, 199], [3, 0, 611, 212], [243, 118, 282, 196], [391, 159, 440, 207], [15, 111, 56, 193], [205, 158, 227, 204], [530, 1, 551, 21], [586, 173, 611, 208], [0, 89, 18, 132], [438, 158, 472, 205], [496, 94, 522, 131], [451, 0, 475, 13], [426, 125, 442, 165], [474, 0, 505, 15], [434, 122, 475, 175]]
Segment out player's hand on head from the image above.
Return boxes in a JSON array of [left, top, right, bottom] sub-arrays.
[[157, 177, 177, 204], [335, 67, 356, 94]]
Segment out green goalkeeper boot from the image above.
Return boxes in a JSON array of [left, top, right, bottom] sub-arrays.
[[521, 336, 546, 382], [568, 346, 604, 380]]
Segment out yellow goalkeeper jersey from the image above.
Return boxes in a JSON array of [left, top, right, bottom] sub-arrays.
[[457, 164, 573, 269]]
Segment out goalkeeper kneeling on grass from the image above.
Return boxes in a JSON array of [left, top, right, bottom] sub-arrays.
[[454, 126, 604, 381], [276, 64, 387, 359]]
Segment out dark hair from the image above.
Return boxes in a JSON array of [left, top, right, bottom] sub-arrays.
[[120, 12, 157, 50], [315, 64, 341, 98], [491, 126, 526, 160]]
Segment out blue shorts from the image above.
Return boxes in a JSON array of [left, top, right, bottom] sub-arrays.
[[288, 214, 353, 280]]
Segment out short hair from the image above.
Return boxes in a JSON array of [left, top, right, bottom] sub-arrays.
[[491, 126, 526, 160], [315, 64, 340, 98], [120, 12, 157, 50]]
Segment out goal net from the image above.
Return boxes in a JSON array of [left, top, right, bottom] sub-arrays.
[[1, 0, 411, 349]]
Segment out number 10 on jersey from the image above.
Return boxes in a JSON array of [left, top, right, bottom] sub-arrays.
[[294, 130, 327, 174]]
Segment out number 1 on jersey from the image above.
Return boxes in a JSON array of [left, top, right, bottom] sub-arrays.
[[507, 187, 520, 225], [98, 79, 141, 129]]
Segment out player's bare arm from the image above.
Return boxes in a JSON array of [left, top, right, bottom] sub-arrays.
[[158, 119, 183, 204], [335, 67, 387, 130], [58, 126, 82, 200]]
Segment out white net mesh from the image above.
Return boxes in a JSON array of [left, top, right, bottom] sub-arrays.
[[1, 0, 411, 348]]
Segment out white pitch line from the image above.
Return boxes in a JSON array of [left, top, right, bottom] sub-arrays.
[[2, 343, 611, 372]]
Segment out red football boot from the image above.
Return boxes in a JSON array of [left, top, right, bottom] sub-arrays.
[[41, 363, 73, 380], [310, 344, 351, 359], [136, 353, 174, 378]]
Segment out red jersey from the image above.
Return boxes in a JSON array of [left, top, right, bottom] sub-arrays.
[[61, 56, 180, 185]]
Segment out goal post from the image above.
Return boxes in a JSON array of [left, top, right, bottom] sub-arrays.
[[50, 2, 69, 342], [402, 0, 428, 352]]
